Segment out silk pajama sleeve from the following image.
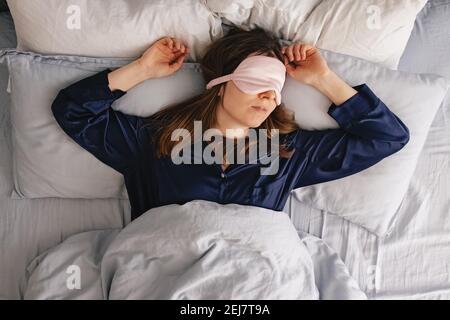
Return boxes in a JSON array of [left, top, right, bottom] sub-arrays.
[[51, 69, 145, 175], [293, 84, 410, 189]]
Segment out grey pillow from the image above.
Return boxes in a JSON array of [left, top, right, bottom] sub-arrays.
[[1, 49, 206, 199]]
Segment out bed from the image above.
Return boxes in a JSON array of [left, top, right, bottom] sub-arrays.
[[1, 0, 449, 299]]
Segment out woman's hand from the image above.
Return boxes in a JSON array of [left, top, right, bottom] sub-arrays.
[[282, 43, 329, 86], [138, 37, 189, 79], [108, 37, 189, 92], [282, 42, 358, 105]]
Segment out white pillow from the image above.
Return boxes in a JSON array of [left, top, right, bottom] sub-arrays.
[[205, 0, 255, 26], [206, 0, 321, 33], [2, 49, 448, 238], [6, 0, 223, 62], [294, 0, 427, 69], [208, 0, 427, 69]]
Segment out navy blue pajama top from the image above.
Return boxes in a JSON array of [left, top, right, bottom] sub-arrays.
[[51, 69, 410, 221]]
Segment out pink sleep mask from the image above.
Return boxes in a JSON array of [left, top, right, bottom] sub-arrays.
[[206, 55, 286, 105]]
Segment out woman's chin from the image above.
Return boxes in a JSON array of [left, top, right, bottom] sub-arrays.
[[247, 120, 266, 129], [233, 116, 267, 131]]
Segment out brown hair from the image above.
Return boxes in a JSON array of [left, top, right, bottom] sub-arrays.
[[144, 26, 300, 163]]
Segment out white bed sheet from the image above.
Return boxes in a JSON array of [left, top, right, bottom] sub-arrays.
[[288, 0, 450, 299]]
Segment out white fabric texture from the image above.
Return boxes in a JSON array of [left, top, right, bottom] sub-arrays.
[[206, 0, 321, 35], [293, 0, 427, 69], [24, 200, 367, 300], [6, 0, 223, 62], [208, 0, 427, 69]]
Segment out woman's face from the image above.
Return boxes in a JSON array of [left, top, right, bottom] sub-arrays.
[[216, 52, 279, 129]]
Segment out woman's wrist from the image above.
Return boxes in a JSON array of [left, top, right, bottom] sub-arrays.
[[308, 68, 331, 87], [310, 69, 358, 106], [136, 58, 157, 79], [108, 59, 155, 92]]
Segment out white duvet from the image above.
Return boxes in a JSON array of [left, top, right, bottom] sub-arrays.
[[24, 200, 366, 300]]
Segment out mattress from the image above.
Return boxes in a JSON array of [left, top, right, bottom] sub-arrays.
[[288, 0, 450, 299], [1, 0, 450, 299]]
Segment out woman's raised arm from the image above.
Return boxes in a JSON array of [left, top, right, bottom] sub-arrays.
[[51, 37, 189, 175], [281, 43, 409, 189], [51, 69, 146, 175], [292, 83, 410, 189]]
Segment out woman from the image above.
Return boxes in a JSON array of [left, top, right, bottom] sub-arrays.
[[51, 27, 410, 221]]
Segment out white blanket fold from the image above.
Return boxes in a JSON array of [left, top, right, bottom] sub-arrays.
[[24, 200, 366, 300]]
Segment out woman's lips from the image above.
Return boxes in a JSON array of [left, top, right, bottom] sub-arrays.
[[251, 106, 268, 113]]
